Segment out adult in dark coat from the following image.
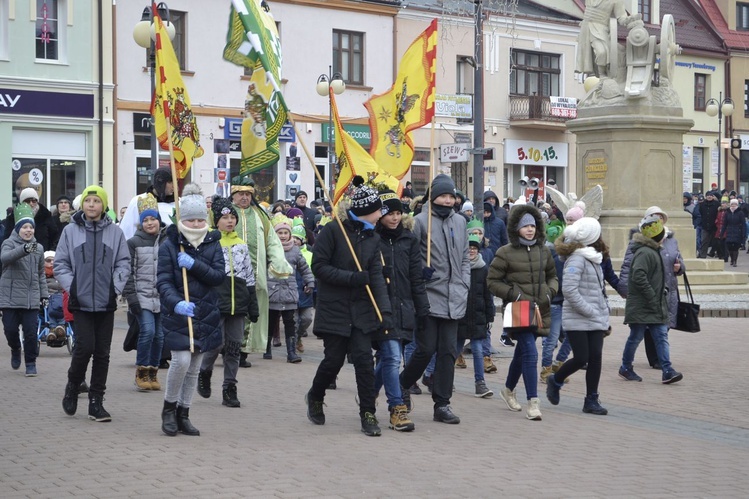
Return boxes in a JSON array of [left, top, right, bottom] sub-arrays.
[[293, 191, 318, 233], [697, 190, 720, 258], [3, 188, 58, 252], [483, 202, 509, 255], [305, 182, 393, 436], [51, 195, 73, 250], [483, 190, 508, 225], [721, 199, 747, 266]]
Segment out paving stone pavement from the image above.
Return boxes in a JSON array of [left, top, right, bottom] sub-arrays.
[[1, 312, 747, 498]]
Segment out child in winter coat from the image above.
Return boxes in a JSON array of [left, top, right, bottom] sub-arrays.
[[197, 197, 259, 408], [458, 234, 495, 399], [123, 193, 166, 392], [1, 203, 49, 376], [157, 184, 225, 436], [56, 186, 130, 421], [291, 222, 313, 354], [266, 215, 314, 362]]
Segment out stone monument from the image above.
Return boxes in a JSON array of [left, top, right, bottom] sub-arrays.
[[566, 6, 695, 258]]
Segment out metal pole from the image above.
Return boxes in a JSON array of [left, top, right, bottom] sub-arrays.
[[472, 0, 485, 208], [149, 7, 158, 176], [328, 65, 334, 201], [717, 91, 723, 192]]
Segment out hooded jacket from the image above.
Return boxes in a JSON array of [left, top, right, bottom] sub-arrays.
[[0, 231, 49, 309], [483, 190, 508, 225], [483, 204, 509, 256], [458, 254, 495, 340], [54, 210, 130, 312], [487, 204, 558, 336], [554, 240, 609, 332], [624, 233, 669, 325], [699, 197, 719, 231], [123, 227, 165, 314], [268, 244, 314, 311]]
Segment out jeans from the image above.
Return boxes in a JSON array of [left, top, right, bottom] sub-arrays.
[[695, 226, 702, 252], [403, 340, 416, 365], [621, 323, 672, 373], [505, 330, 538, 400], [400, 316, 458, 408], [309, 329, 377, 416], [459, 338, 485, 382], [201, 315, 244, 387], [554, 330, 605, 396], [541, 304, 562, 367], [374, 339, 403, 408], [698, 229, 716, 257], [165, 349, 204, 408], [482, 329, 492, 357], [3, 308, 38, 364], [556, 336, 572, 363], [67, 311, 115, 397], [135, 309, 163, 367], [48, 294, 65, 328]]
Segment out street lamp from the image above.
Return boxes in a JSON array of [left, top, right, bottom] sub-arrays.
[[705, 92, 734, 191], [133, 3, 175, 179], [316, 67, 345, 198]]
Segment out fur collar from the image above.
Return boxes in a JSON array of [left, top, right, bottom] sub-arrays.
[[507, 204, 546, 247]]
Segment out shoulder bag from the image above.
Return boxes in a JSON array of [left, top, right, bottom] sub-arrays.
[[503, 246, 544, 333], [674, 273, 700, 333]]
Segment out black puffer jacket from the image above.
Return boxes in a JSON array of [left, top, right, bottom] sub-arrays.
[[311, 210, 392, 337], [157, 225, 225, 353], [458, 259, 495, 341], [372, 216, 429, 343]]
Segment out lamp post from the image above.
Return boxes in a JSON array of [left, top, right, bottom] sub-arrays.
[[705, 92, 734, 191], [316, 66, 345, 199], [133, 3, 176, 177]]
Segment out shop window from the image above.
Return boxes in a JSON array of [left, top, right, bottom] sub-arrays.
[[36, 0, 64, 62], [333, 30, 364, 85], [11, 157, 85, 208]]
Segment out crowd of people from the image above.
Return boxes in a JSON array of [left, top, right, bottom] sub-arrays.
[[4, 169, 736, 436]]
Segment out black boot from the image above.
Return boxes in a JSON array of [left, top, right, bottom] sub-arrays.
[[222, 383, 241, 408], [78, 380, 89, 394], [161, 401, 178, 436], [286, 335, 301, 363], [239, 352, 252, 368], [582, 393, 608, 415], [197, 370, 211, 399], [176, 405, 200, 436], [62, 381, 79, 416], [88, 394, 112, 422]]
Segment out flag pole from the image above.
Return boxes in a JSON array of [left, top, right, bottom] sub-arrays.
[[426, 116, 436, 267], [287, 114, 383, 323]]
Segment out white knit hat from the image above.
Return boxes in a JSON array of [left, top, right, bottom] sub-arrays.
[[563, 217, 601, 246], [19, 187, 39, 203], [461, 200, 474, 213]]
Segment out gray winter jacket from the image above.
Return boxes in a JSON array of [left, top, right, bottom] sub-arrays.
[[123, 228, 165, 313], [54, 211, 130, 312], [555, 241, 609, 332], [268, 245, 314, 311], [413, 205, 470, 320], [0, 231, 49, 309]]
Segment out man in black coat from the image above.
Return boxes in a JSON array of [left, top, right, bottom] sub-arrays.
[[698, 190, 720, 258], [305, 180, 393, 437], [293, 191, 317, 233]]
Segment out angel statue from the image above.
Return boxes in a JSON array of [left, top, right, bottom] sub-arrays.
[[546, 184, 604, 220]]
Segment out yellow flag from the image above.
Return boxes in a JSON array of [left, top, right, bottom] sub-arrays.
[[151, 9, 203, 178], [331, 90, 400, 205], [364, 19, 437, 180]]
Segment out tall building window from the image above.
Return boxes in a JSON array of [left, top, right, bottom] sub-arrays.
[[333, 30, 364, 85], [0, 0, 8, 60], [456, 57, 474, 94], [638, 0, 652, 24], [694, 74, 707, 111], [36, 0, 60, 60], [147, 10, 187, 70], [510, 49, 560, 96], [738, 3, 749, 30]]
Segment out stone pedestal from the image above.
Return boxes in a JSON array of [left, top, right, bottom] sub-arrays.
[[566, 112, 695, 259]]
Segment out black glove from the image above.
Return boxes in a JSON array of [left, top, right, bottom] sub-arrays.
[[129, 302, 142, 317], [247, 286, 259, 323], [40, 298, 49, 309], [350, 271, 370, 287], [23, 242, 38, 254], [382, 265, 392, 280], [422, 266, 436, 281], [379, 315, 394, 334]]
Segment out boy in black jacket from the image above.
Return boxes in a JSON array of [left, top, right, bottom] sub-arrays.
[[305, 181, 393, 437]]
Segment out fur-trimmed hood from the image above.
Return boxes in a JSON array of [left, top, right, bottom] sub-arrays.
[[631, 232, 662, 250], [507, 204, 546, 247], [554, 239, 584, 258]]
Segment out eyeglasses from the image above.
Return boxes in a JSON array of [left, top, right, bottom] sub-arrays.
[[25, 199, 39, 204]]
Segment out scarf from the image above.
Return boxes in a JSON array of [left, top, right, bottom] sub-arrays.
[[279, 235, 294, 251], [59, 211, 71, 224], [469, 253, 485, 270], [178, 221, 208, 249], [432, 204, 453, 219], [377, 223, 404, 241], [518, 237, 536, 247], [572, 246, 603, 264]]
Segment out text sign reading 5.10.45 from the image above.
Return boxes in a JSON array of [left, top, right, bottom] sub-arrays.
[[504, 139, 568, 167]]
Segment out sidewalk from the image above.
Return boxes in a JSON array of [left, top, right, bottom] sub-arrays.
[[1, 312, 747, 498]]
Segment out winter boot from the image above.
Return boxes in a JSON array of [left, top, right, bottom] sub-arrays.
[[540, 365, 553, 383], [297, 337, 305, 353], [455, 354, 467, 369], [62, 381, 79, 415], [239, 352, 252, 368], [161, 400, 178, 436], [222, 383, 241, 408], [10, 349, 21, 370], [483, 356, 497, 373], [197, 370, 212, 399], [582, 393, 608, 415], [88, 394, 112, 422], [286, 335, 302, 363], [79, 380, 89, 394], [135, 366, 152, 391], [148, 367, 161, 391], [176, 406, 200, 436], [389, 404, 414, 432]]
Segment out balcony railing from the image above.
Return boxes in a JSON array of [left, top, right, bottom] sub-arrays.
[[508, 95, 575, 122]]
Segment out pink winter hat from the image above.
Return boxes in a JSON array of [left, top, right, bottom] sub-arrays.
[[565, 201, 586, 223]]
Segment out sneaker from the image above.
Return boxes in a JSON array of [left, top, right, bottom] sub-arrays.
[[10, 349, 21, 370], [540, 365, 553, 383], [305, 391, 325, 425], [53, 325, 66, 339], [483, 356, 498, 373], [25, 363, 37, 377], [526, 397, 542, 420], [455, 354, 467, 369], [618, 366, 642, 382], [360, 412, 382, 436], [662, 370, 683, 384], [582, 393, 608, 415], [546, 375, 561, 405], [408, 383, 422, 395], [262, 352, 272, 360], [197, 370, 211, 398], [433, 405, 460, 424], [499, 387, 522, 411], [88, 395, 112, 422], [499, 334, 515, 347], [389, 405, 415, 432], [474, 381, 493, 398]]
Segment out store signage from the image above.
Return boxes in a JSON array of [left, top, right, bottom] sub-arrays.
[[549, 97, 577, 119], [0, 88, 94, 118], [322, 123, 371, 146], [440, 143, 469, 163], [504, 139, 568, 167], [435, 93, 473, 119], [225, 118, 295, 142]]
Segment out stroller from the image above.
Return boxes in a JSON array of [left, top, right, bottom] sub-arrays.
[[36, 300, 75, 355]]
